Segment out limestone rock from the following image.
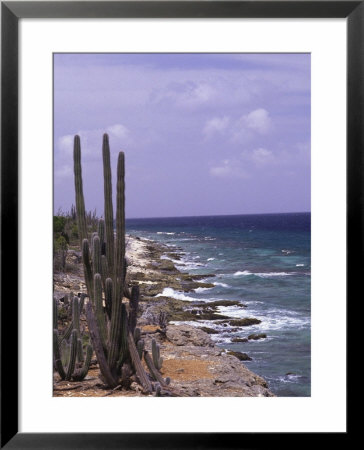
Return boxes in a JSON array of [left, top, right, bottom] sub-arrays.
[[231, 337, 248, 343], [227, 351, 252, 361], [248, 333, 267, 340], [166, 324, 214, 347], [227, 318, 262, 327]]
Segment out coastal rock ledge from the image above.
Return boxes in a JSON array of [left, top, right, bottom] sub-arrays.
[[144, 324, 274, 397]]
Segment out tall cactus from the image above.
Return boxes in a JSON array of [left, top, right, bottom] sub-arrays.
[[107, 152, 126, 375], [73, 134, 157, 392], [102, 134, 114, 275], [98, 219, 106, 257], [73, 135, 88, 245]]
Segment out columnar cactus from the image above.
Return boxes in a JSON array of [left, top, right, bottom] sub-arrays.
[[137, 339, 144, 360], [97, 219, 105, 253], [73, 136, 88, 245], [102, 134, 114, 276], [53, 296, 58, 330], [54, 296, 93, 381], [57, 293, 86, 345], [128, 285, 139, 335], [143, 349, 170, 387], [73, 134, 164, 393], [142, 337, 170, 387], [152, 338, 163, 371]]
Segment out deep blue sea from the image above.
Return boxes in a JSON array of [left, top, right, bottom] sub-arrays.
[[126, 213, 311, 397]]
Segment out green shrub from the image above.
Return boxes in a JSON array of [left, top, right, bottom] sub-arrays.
[[54, 216, 66, 234], [54, 235, 68, 252]]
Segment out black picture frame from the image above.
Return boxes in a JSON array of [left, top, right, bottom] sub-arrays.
[[1, 1, 355, 448]]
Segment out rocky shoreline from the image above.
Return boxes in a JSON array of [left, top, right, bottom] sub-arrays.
[[53, 235, 274, 397]]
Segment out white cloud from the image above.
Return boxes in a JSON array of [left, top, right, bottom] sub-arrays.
[[230, 108, 272, 144], [250, 148, 274, 165], [185, 83, 213, 106], [209, 159, 249, 179], [152, 81, 214, 108], [204, 109, 272, 145], [107, 124, 129, 139], [57, 134, 74, 155], [203, 116, 230, 139], [240, 142, 310, 168], [241, 108, 272, 134]]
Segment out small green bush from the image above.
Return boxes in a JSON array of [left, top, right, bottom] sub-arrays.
[[54, 216, 66, 234], [54, 235, 68, 252]]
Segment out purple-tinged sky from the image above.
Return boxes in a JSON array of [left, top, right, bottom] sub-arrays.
[[54, 53, 310, 218]]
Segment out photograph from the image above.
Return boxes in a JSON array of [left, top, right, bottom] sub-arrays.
[[53, 52, 311, 398]]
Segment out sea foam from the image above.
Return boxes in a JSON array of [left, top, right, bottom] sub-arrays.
[[194, 287, 213, 293], [233, 270, 292, 278], [156, 288, 198, 301], [214, 282, 229, 288]]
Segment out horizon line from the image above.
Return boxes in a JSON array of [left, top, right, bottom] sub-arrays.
[[125, 211, 311, 221]]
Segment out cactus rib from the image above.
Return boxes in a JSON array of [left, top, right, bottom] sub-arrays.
[[73, 135, 88, 244], [85, 301, 118, 388], [102, 134, 114, 274], [127, 331, 152, 393]]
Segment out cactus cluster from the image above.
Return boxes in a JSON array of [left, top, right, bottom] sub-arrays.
[[53, 295, 93, 381], [143, 338, 170, 388], [73, 134, 170, 394]]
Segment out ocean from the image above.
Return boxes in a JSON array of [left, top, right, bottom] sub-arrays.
[[126, 212, 311, 397]]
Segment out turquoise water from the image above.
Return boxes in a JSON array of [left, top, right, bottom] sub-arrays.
[[126, 213, 311, 396]]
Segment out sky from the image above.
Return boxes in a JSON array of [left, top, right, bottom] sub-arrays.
[[54, 53, 310, 218]]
